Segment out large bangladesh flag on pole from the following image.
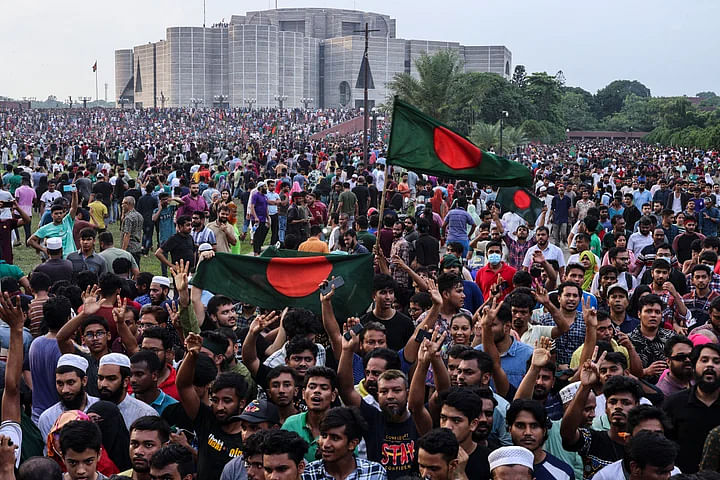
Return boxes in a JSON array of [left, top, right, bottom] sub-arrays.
[[191, 248, 373, 320], [387, 97, 533, 188]]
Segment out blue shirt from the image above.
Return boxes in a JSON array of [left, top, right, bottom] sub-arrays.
[[444, 209, 475, 241], [156, 205, 177, 244], [135, 390, 178, 415], [33, 214, 76, 257], [633, 189, 652, 211], [476, 338, 534, 388], [462, 280, 484, 313], [551, 195, 571, 224], [535, 452, 575, 480]]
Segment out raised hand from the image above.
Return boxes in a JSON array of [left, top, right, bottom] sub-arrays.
[[582, 296, 597, 328], [481, 295, 504, 329], [580, 350, 605, 386], [112, 297, 128, 325], [418, 327, 447, 364], [170, 259, 190, 292], [184, 332, 203, 354], [249, 310, 279, 336], [532, 280, 550, 305], [319, 277, 335, 303], [166, 302, 180, 329], [391, 254, 408, 269], [341, 317, 361, 351], [0, 293, 23, 330], [81, 285, 103, 316], [532, 249, 546, 265], [531, 337, 552, 368], [426, 278, 442, 306]]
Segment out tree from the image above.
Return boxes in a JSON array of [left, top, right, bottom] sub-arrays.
[[594, 80, 651, 118], [512, 65, 527, 89], [558, 91, 596, 130], [469, 122, 527, 152], [388, 50, 463, 123], [696, 91, 717, 100], [525, 72, 563, 124]]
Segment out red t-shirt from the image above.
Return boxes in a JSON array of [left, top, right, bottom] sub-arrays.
[[475, 262, 517, 301]]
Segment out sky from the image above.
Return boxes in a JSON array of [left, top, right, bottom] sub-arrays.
[[2, 0, 718, 101]]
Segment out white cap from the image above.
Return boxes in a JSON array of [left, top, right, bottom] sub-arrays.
[[99, 353, 131, 369], [151, 276, 170, 288], [539, 186, 548, 192], [559, 381, 581, 405], [257, 181, 266, 188], [198, 242, 213, 253], [57, 354, 89, 373], [46, 237, 63, 250], [488, 446, 534, 472]]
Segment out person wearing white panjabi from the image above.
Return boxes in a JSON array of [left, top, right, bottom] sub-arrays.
[[38, 353, 100, 444], [488, 446, 535, 480], [97, 353, 158, 429]]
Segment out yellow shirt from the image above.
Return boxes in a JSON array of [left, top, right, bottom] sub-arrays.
[[89, 200, 108, 229], [298, 237, 330, 254], [570, 339, 629, 369]]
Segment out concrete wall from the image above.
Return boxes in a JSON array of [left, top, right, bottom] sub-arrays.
[[228, 24, 279, 108], [114, 49, 134, 103]]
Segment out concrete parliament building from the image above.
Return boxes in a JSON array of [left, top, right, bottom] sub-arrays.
[[115, 8, 512, 109]]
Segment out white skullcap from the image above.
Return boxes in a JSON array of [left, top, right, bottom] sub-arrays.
[[198, 242, 213, 253], [559, 381, 581, 405], [57, 354, 89, 373], [99, 353, 131, 369], [151, 276, 170, 288], [488, 446, 534, 472], [46, 237, 63, 250]]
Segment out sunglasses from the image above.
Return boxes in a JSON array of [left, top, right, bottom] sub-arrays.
[[669, 353, 691, 362]]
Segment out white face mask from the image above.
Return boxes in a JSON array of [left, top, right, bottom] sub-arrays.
[[488, 253, 502, 265]]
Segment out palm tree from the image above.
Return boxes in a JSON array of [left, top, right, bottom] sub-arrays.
[[470, 122, 528, 153]]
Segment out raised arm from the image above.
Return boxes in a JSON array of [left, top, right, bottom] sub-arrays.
[[409, 332, 446, 436], [479, 296, 510, 397], [402, 280, 443, 364], [56, 285, 103, 354], [561, 351, 604, 448], [241, 311, 279, 377], [515, 337, 552, 401], [176, 333, 203, 420], [0, 294, 24, 424], [114, 298, 138, 355], [69, 187, 78, 220], [392, 254, 428, 291], [533, 283, 569, 338], [320, 281, 342, 358], [337, 320, 363, 407]]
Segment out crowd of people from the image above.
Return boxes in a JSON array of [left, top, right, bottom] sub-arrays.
[[0, 106, 720, 480]]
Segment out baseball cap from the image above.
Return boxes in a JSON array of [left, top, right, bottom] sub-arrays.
[[440, 254, 462, 269], [237, 400, 280, 425], [606, 283, 628, 297]]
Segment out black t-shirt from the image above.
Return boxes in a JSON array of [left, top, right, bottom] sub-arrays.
[[359, 400, 419, 480], [161, 402, 195, 432], [352, 186, 370, 214], [465, 444, 491, 480], [92, 181, 113, 207], [161, 233, 195, 267], [194, 403, 244, 480], [360, 311, 415, 352]]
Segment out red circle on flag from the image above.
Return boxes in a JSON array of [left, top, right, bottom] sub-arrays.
[[513, 189, 531, 209], [433, 126, 483, 170], [267, 256, 333, 298]]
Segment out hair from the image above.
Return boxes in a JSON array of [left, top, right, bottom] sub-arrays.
[[486, 240, 503, 253], [242, 430, 268, 458], [211, 372, 249, 401], [566, 263, 586, 275], [690, 343, 720, 367], [378, 369, 408, 389], [437, 273, 463, 294], [176, 214, 192, 226], [602, 351, 628, 370], [535, 225, 549, 235], [626, 430, 677, 470], [512, 270, 533, 288], [700, 250, 719, 265], [508, 290, 536, 310], [665, 335, 694, 358], [81, 315, 110, 334], [76, 271, 99, 292], [310, 225, 323, 237], [267, 365, 300, 386], [193, 354, 219, 387], [43, 295, 72, 331], [439, 387, 482, 421], [603, 375, 643, 402], [359, 321, 386, 341], [29, 271, 52, 292], [506, 399, 550, 436], [59, 420, 102, 455], [141, 326, 173, 351], [285, 337, 319, 359], [557, 281, 582, 297], [319, 406, 368, 442], [608, 246, 627, 260], [129, 415, 171, 444], [599, 265, 619, 280], [626, 405, 671, 435], [372, 273, 397, 294], [18, 457, 63, 480], [140, 305, 169, 325], [261, 429, 309, 465], [112, 257, 132, 276], [409, 292, 432, 310], [98, 272, 123, 297], [130, 350, 162, 373], [637, 293, 665, 314], [149, 443, 195, 477], [362, 348, 401, 370], [303, 366, 338, 390], [457, 349, 493, 374], [282, 308, 321, 339], [79, 227, 96, 240], [136, 272, 153, 289], [207, 294, 234, 316], [447, 344, 473, 359], [416, 428, 459, 464]]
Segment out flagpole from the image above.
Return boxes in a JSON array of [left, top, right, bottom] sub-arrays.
[[95, 63, 99, 103], [377, 163, 390, 219]]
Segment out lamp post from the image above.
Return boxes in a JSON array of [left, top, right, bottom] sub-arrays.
[[190, 98, 203, 109], [243, 97, 256, 110], [118, 97, 130, 109], [79, 96, 92, 109], [213, 94, 228, 108], [274, 94, 288, 109], [301, 97, 314, 109], [499, 110, 509, 157], [370, 108, 385, 143], [67, 96, 73, 109]]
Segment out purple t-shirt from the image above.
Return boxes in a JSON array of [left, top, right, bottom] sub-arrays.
[[251, 191, 268, 222], [29, 336, 62, 423], [445, 209, 474, 241], [177, 194, 208, 218]]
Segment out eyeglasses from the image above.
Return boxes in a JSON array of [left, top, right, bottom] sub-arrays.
[[138, 322, 158, 329], [244, 461, 264, 470], [669, 353, 691, 362], [84, 331, 107, 340]]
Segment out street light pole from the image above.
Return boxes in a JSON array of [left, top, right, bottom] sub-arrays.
[[243, 97, 256, 110], [301, 97, 314, 109], [274, 94, 288, 109], [499, 110, 508, 157]]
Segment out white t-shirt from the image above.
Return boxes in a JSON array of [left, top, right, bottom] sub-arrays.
[[41, 190, 63, 211], [0, 421, 21, 467], [593, 459, 680, 480]]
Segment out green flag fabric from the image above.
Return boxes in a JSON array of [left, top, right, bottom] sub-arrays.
[[495, 187, 545, 225], [387, 98, 533, 188], [190, 248, 374, 320]]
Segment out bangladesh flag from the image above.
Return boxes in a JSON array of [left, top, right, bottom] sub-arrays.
[[190, 247, 373, 320], [495, 187, 544, 225], [387, 98, 533, 188]]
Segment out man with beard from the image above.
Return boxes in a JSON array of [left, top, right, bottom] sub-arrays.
[[302, 406, 387, 480], [207, 295, 237, 329], [514, 338, 563, 421], [628, 293, 678, 383], [342, 229, 369, 254], [522, 226, 566, 279], [97, 353, 158, 429], [148, 276, 172, 307], [656, 336, 694, 396], [663, 343, 720, 474], [506, 399, 575, 480], [199, 330, 255, 391], [249, 181, 269, 255], [119, 416, 171, 480], [416, 428, 465, 480], [645, 259, 689, 331], [388, 221, 411, 290], [177, 332, 249, 480], [590, 247, 638, 293], [156, 216, 195, 271], [282, 367, 338, 462], [139, 326, 179, 400], [38, 354, 100, 441], [539, 283, 587, 368], [177, 181, 208, 218], [561, 357, 642, 479], [207, 205, 237, 254], [287, 192, 311, 242], [130, 350, 178, 415]]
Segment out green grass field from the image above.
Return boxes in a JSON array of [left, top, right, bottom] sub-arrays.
[[13, 207, 257, 277]]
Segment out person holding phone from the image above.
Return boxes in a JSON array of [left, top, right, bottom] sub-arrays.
[[28, 185, 78, 258], [475, 241, 516, 302]]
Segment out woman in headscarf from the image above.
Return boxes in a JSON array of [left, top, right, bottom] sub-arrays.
[[580, 250, 598, 292], [87, 401, 132, 472], [430, 189, 448, 218], [467, 204, 482, 234]]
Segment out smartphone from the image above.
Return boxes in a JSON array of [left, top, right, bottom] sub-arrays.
[[320, 276, 345, 295], [343, 322, 364, 341], [63, 184, 77, 192], [415, 329, 433, 343]]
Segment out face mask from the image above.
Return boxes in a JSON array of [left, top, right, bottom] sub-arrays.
[[488, 253, 502, 265], [657, 256, 672, 265], [485, 188, 492, 193]]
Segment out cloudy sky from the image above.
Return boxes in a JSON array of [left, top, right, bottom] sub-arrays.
[[2, 0, 718, 101]]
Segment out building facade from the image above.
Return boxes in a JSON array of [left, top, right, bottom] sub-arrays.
[[115, 8, 511, 109]]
